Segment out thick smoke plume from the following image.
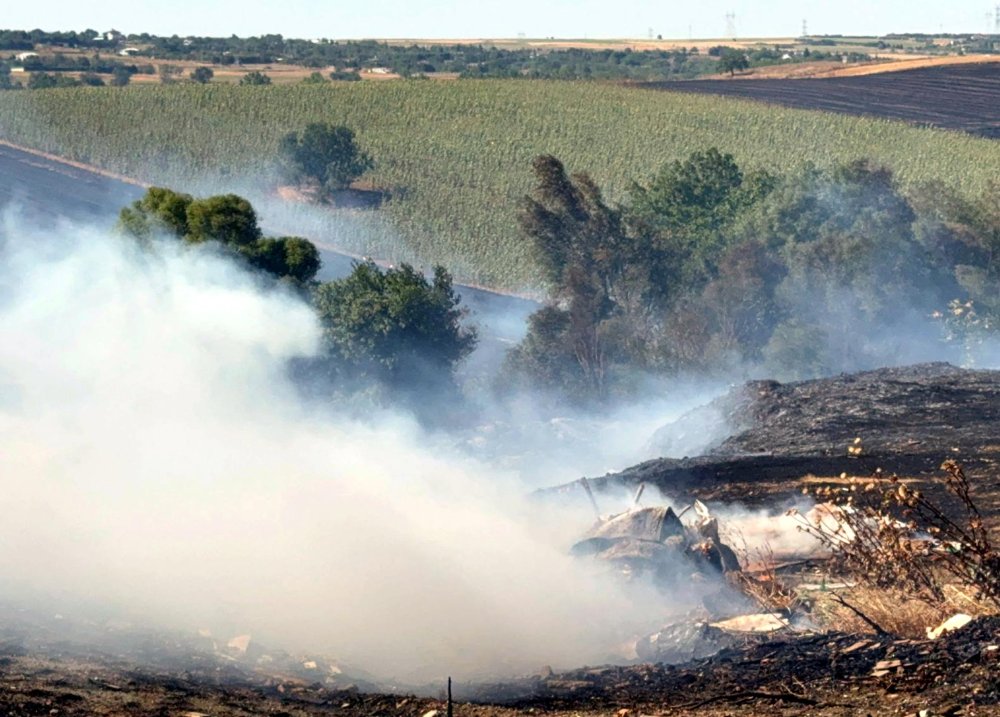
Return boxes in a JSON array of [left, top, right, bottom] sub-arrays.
[[0, 216, 686, 682]]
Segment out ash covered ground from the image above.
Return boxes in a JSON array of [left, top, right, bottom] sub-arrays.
[[576, 362, 1000, 513], [4, 362, 1000, 716]]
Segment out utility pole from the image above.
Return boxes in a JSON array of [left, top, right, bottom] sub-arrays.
[[725, 12, 737, 39]]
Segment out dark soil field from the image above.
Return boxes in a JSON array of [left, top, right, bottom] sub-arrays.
[[645, 63, 1000, 139]]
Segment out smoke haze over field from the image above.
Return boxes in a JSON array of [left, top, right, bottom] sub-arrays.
[[3, 176, 996, 683], [0, 216, 693, 681]]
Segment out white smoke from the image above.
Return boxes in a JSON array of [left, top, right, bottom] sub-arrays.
[[0, 217, 679, 682]]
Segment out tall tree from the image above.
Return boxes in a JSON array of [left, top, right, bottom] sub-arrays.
[[718, 48, 749, 76], [110, 65, 131, 86], [510, 155, 633, 400], [626, 147, 774, 296], [313, 261, 476, 391], [279, 122, 373, 199], [118, 187, 193, 239]]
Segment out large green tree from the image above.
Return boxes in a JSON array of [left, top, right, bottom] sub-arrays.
[[512, 155, 635, 399], [110, 65, 132, 86], [718, 49, 750, 76], [0, 63, 20, 90], [243, 236, 321, 283], [118, 186, 193, 239], [278, 122, 373, 199], [626, 147, 774, 296], [118, 187, 320, 283], [312, 261, 476, 395]]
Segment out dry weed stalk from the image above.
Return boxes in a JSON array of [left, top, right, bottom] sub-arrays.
[[734, 542, 800, 614], [794, 460, 1000, 610]]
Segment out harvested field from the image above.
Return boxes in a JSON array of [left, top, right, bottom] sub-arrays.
[[703, 54, 1000, 80], [646, 62, 1000, 138], [820, 53, 1000, 78]]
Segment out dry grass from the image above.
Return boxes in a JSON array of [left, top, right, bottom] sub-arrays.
[[809, 583, 998, 638], [736, 546, 998, 638], [813, 586, 943, 638], [698, 53, 1000, 81], [823, 53, 1000, 78]]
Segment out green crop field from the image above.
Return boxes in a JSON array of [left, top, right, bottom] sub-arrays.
[[0, 80, 997, 289]]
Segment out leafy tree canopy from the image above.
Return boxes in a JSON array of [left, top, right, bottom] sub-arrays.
[[718, 48, 750, 76], [279, 122, 373, 198], [302, 71, 327, 84], [519, 154, 629, 298], [110, 65, 131, 86], [118, 186, 193, 239], [626, 147, 775, 291], [243, 236, 321, 283], [313, 261, 476, 388], [185, 194, 261, 247], [239, 70, 271, 85], [512, 156, 636, 400], [118, 187, 320, 283], [190, 66, 213, 83], [503, 148, 1000, 399]]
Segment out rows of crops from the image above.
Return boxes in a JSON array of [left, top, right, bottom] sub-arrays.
[[0, 80, 997, 289]]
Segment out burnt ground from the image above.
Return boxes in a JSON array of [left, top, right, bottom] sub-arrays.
[[642, 63, 1000, 139], [575, 363, 1000, 526], [6, 362, 1000, 716], [2, 616, 999, 716]]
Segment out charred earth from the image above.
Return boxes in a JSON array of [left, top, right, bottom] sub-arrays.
[[578, 362, 1000, 515], [5, 362, 1000, 716]]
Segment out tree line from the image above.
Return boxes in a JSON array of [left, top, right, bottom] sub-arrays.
[[117, 126, 1000, 416], [118, 129, 474, 422], [503, 150, 1000, 402], [2, 27, 863, 84]]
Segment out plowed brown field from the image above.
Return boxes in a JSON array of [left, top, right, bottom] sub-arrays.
[[646, 62, 1000, 138]]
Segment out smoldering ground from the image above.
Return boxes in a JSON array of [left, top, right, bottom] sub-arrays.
[[2, 168, 995, 686], [0, 214, 709, 683]]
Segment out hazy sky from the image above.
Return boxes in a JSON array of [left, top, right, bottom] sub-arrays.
[[7, 0, 998, 40]]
